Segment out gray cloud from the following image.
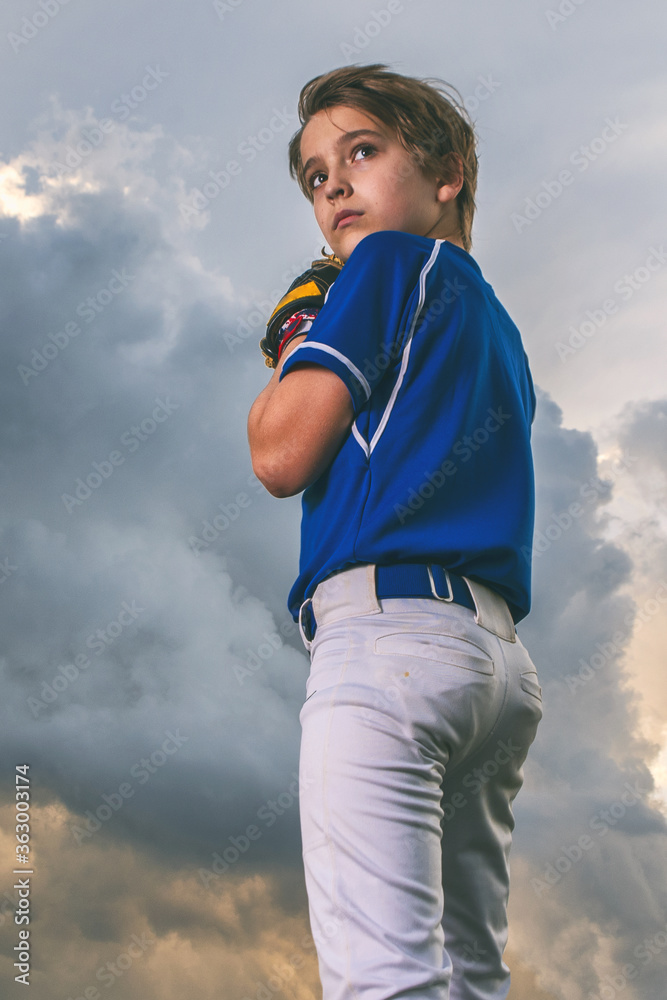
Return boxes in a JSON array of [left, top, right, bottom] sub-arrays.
[[613, 398, 667, 514], [510, 390, 667, 998], [0, 116, 314, 885]]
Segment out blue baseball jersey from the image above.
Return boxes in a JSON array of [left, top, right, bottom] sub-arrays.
[[279, 230, 537, 624]]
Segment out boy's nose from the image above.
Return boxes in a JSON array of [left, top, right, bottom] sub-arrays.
[[323, 167, 352, 200]]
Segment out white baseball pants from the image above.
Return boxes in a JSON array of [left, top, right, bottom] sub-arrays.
[[297, 564, 543, 1000]]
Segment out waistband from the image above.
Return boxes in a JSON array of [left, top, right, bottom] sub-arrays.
[[298, 563, 516, 651]]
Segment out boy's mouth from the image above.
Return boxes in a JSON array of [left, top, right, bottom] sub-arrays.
[[334, 210, 363, 229]]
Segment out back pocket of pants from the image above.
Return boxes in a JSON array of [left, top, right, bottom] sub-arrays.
[[374, 632, 495, 674]]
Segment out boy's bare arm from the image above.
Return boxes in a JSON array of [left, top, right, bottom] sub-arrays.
[[248, 334, 354, 498]]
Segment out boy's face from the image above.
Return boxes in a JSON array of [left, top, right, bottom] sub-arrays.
[[299, 104, 462, 263]]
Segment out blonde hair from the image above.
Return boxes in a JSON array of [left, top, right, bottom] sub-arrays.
[[288, 63, 479, 251]]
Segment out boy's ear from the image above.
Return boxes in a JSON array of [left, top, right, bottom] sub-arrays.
[[434, 152, 464, 202]]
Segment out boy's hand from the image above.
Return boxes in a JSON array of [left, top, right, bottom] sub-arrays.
[[260, 251, 343, 368]]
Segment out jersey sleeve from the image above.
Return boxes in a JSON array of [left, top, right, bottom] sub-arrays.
[[278, 232, 418, 416], [523, 351, 537, 427]]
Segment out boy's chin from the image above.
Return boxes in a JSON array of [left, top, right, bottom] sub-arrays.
[[331, 230, 367, 263]]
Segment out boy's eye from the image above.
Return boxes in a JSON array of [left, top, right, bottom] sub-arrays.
[[308, 144, 377, 190], [353, 143, 376, 162]]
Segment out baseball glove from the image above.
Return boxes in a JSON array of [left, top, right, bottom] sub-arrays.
[[260, 249, 344, 368]]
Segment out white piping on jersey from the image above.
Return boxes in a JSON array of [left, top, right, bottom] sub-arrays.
[[366, 238, 444, 455], [286, 341, 373, 401], [284, 240, 443, 460], [351, 422, 370, 457]]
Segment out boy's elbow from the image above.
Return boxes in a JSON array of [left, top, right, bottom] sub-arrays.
[[267, 479, 302, 499], [258, 471, 302, 499], [251, 452, 306, 498]]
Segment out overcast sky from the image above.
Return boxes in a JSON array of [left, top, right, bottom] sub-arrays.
[[1, 2, 666, 998]]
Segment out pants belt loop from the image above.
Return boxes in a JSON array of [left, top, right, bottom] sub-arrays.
[[427, 564, 454, 602], [365, 562, 382, 610], [462, 576, 516, 642], [298, 597, 314, 652]]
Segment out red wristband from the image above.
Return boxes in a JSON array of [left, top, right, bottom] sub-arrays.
[[276, 311, 318, 361]]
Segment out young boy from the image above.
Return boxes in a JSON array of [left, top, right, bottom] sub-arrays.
[[247, 63, 543, 1000]]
